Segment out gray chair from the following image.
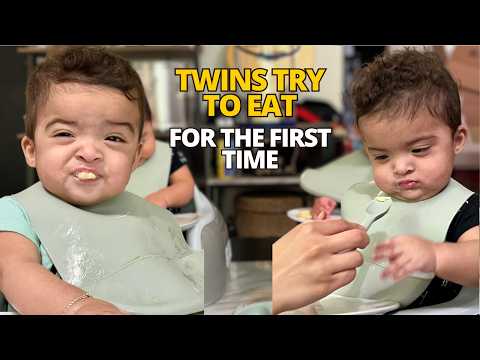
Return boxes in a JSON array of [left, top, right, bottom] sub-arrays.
[[186, 186, 229, 306]]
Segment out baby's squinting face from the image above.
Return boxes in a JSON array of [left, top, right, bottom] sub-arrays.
[[22, 83, 142, 206], [358, 110, 466, 202]]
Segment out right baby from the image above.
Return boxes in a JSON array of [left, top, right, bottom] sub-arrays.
[[337, 48, 479, 309]]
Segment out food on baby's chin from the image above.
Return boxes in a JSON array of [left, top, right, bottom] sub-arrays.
[[375, 196, 391, 202]]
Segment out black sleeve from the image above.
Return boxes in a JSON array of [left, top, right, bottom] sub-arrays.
[[445, 193, 479, 243], [169, 148, 188, 174]]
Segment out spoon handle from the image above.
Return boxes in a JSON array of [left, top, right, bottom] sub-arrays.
[[360, 214, 375, 230]]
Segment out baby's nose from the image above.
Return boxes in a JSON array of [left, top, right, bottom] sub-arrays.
[[76, 142, 102, 162], [392, 157, 414, 175]]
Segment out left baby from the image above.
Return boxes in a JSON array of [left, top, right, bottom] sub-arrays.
[[0, 46, 146, 314]]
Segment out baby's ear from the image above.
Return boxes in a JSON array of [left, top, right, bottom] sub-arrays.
[[453, 124, 467, 154], [20, 136, 36, 168], [132, 141, 143, 170]]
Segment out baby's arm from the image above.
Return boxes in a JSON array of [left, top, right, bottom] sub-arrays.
[[373, 226, 479, 287], [145, 165, 195, 208], [433, 226, 479, 287], [0, 231, 126, 314]]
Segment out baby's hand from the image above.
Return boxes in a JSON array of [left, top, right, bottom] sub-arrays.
[[373, 235, 437, 281], [69, 298, 129, 315], [312, 197, 337, 220]]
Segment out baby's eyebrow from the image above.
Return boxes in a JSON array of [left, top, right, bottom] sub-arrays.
[[105, 120, 135, 134], [45, 118, 77, 130], [406, 135, 436, 146], [367, 135, 437, 152], [367, 146, 386, 152]]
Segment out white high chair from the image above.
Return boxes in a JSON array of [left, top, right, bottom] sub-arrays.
[[186, 186, 230, 307], [392, 287, 479, 315], [299, 154, 479, 315]]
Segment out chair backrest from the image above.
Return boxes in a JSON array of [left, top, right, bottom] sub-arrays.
[[300, 150, 372, 201], [187, 186, 229, 306]]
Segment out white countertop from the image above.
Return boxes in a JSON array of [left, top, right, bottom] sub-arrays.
[[205, 261, 272, 315]]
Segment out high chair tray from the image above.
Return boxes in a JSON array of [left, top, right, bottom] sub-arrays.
[[234, 301, 272, 315], [285, 294, 400, 315]]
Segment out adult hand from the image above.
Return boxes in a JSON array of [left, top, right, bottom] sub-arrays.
[[272, 219, 368, 314]]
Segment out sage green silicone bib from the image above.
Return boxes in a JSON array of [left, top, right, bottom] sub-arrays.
[[335, 178, 473, 307], [125, 140, 171, 197], [14, 182, 204, 314]]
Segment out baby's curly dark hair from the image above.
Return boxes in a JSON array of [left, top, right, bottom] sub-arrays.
[[350, 48, 461, 134], [25, 46, 146, 140]]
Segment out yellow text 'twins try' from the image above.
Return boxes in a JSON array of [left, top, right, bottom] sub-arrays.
[[175, 68, 327, 93]]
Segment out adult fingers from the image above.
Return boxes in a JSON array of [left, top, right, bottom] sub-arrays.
[[329, 250, 364, 274], [305, 218, 365, 237], [328, 228, 369, 253], [328, 269, 357, 293]]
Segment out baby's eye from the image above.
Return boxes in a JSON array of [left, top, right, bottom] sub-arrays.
[[54, 132, 73, 137], [412, 147, 430, 154], [105, 135, 125, 143], [374, 155, 388, 161]]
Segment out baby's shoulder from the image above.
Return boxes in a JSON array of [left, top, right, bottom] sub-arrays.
[[0, 195, 29, 219], [0, 195, 38, 243], [457, 193, 479, 218]]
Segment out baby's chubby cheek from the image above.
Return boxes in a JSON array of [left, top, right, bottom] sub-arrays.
[[372, 168, 392, 191]]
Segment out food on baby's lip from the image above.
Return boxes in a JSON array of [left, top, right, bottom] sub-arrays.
[[77, 171, 97, 180]]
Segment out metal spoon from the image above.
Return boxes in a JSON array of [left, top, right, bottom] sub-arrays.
[[360, 192, 392, 231]]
